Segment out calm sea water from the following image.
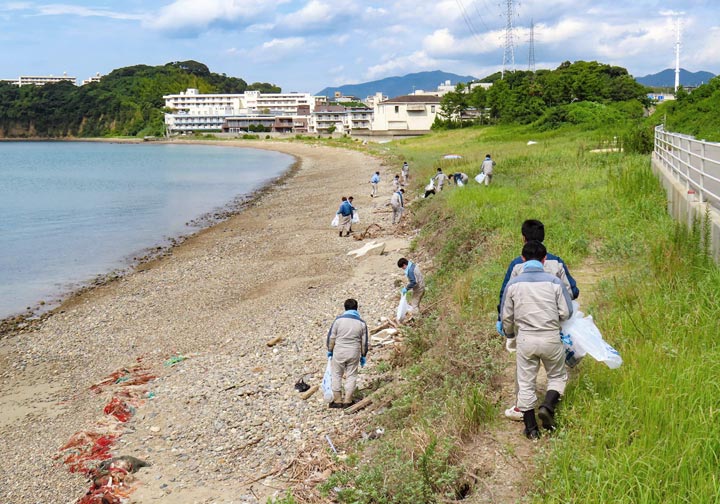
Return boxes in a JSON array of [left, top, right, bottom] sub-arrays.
[[0, 141, 293, 319]]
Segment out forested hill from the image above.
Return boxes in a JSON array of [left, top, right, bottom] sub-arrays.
[[657, 75, 720, 142], [0, 60, 280, 138]]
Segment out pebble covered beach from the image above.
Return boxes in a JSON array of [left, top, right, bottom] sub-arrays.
[[0, 140, 414, 503]]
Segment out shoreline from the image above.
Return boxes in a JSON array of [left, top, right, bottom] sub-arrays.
[[0, 138, 301, 337], [0, 138, 407, 502]]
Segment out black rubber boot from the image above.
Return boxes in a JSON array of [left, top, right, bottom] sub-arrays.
[[538, 390, 561, 431], [523, 409, 540, 440]]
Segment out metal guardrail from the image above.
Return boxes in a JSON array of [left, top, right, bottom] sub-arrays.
[[654, 125, 720, 210]]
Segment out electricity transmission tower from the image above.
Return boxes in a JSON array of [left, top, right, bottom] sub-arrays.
[[501, 0, 516, 79], [528, 18, 536, 72], [674, 17, 682, 92]]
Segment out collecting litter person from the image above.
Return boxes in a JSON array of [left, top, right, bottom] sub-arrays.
[[370, 171, 380, 198], [480, 154, 496, 186], [326, 298, 369, 408], [397, 257, 425, 313], [497, 219, 579, 421], [390, 188, 404, 224], [401, 161, 410, 184], [392, 174, 401, 192], [452, 172, 469, 185], [500, 240, 573, 439], [336, 196, 353, 237], [433, 167, 448, 191]]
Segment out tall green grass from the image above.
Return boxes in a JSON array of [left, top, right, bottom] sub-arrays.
[[323, 124, 720, 503]]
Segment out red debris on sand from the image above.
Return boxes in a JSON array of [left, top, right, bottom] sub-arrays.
[[59, 361, 155, 504], [62, 434, 117, 473], [90, 364, 155, 394], [103, 397, 134, 422]]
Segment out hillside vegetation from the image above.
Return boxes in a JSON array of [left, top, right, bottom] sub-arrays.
[[0, 60, 279, 138], [303, 121, 720, 503], [654, 75, 720, 141], [436, 61, 649, 128]]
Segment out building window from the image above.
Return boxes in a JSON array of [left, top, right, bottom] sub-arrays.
[[431, 106, 435, 113], [394, 106, 399, 113]]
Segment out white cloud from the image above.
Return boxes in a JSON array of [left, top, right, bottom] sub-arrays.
[[422, 28, 500, 57], [0, 2, 143, 20], [272, 0, 361, 35], [35, 4, 144, 20], [238, 37, 308, 63], [0, 2, 32, 10], [365, 50, 442, 80], [147, 0, 287, 32]]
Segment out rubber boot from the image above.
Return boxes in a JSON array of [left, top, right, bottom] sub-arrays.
[[538, 390, 561, 431], [329, 391, 344, 409], [523, 409, 540, 440]]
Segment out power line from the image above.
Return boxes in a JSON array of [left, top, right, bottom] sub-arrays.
[[456, 0, 482, 42]]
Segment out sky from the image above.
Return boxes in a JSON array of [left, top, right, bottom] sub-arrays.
[[0, 0, 718, 93]]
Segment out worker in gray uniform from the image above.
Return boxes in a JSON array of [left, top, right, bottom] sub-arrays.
[[500, 240, 573, 439], [326, 298, 369, 408]]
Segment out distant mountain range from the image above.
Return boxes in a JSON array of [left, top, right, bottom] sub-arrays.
[[635, 68, 716, 87], [316, 70, 478, 99]]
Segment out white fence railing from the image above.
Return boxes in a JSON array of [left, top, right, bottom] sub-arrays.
[[654, 125, 720, 210]]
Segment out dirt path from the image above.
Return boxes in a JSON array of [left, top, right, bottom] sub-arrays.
[[0, 140, 412, 503]]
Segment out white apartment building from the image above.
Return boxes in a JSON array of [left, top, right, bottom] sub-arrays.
[[163, 88, 317, 133], [18, 73, 76, 86], [311, 105, 348, 133], [82, 73, 103, 85], [371, 95, 441, 132]]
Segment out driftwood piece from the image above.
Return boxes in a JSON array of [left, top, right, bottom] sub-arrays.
[[344, 396, 373, 414], [369, 320, 391, 335], [300, 384, 319, 400], [266, 336, 283, 347]]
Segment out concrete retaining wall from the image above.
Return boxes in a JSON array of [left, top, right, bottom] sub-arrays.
[[651, 153, 720, 263]]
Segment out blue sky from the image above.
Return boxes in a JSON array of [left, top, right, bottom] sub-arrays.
[[1, 0, 717, 93]]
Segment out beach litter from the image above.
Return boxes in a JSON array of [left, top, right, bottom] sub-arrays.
[[164, 354, 188, 367], [347, 241, 385, 258], [58, 364, 155, 503]]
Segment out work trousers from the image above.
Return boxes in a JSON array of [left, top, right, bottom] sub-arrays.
[[410, 286, 425, 311], [392, 205, 403, 224], [339, 214, 352, 234], [331, 353, 360, 403], [371, 182, 378, 196], [484, 173, 492, 186], [516, 331, 567, 411]]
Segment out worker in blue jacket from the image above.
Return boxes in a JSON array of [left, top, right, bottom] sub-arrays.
[[336, 196, 353, 237]]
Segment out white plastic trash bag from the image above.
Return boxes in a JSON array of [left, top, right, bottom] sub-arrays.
[[457, 179, 464, 187], [475, 173, 486, 184], [331, 214, 339, 227], [560, 307, 622, 369], [352, 211, 360, 223], [396, 294, 412, 323], [321, 357, 334, 402], [560, 322, 586, 368]]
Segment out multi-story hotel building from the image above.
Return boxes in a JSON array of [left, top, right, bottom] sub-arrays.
[[163, 88, 318, 133], [18, 73, 76, 86]]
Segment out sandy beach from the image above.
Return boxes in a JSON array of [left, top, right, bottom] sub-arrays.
[[0, 140, 414, 503]]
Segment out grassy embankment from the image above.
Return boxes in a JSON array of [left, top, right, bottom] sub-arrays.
[[298, 123, 720, 504]]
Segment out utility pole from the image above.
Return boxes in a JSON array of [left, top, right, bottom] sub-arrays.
[[674, 17, 681, 92], [501, 0, 516, 79], [528, 18, 536, 73]]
